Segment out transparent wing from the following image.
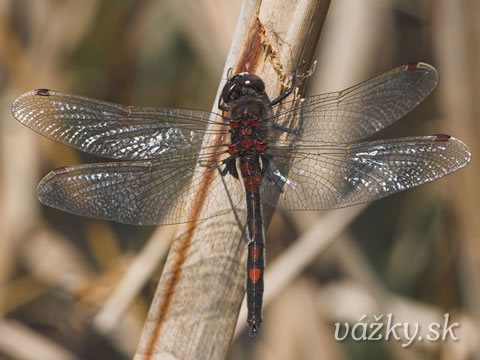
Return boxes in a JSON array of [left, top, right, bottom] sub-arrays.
[[37, 158, 243, 225], [262, 135, 471, 210], [11, 89, 228, 160], [268, 63, 439, 143]]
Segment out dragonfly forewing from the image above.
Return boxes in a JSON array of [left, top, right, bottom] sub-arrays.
[[11, 89, 227, 161]]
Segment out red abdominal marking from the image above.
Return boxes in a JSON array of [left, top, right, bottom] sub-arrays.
[[250, 222, 258, 236], [249, 268, 262, 284], [250, 197, 256, 211], [250, 243, 261, 261], [244, 176, 262, 192], [241, 161, 252, 174], [434, 134, 451, 141]]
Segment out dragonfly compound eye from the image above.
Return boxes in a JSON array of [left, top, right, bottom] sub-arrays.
[[222, 73, 266, 104], [221, 82, 241, 103], [240, 74, 265, 94]]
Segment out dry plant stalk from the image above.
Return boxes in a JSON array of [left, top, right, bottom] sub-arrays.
[[134, 0, 331, 358], [433, 1, 480, 357]]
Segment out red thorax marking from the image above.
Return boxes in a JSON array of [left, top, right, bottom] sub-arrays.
[[240, 138, 255, 149], [230, 118, 241, 129], [255, 140, 266, 152], [228, 143, 239, 155], [240, 127, 253, 136]]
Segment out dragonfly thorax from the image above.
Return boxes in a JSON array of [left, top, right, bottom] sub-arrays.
[[228, 101, 268, 157]]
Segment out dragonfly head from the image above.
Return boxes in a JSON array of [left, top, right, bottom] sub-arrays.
[[221, 72, 265, 104]]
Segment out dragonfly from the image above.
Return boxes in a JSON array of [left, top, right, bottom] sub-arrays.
[[11, 62, 471, 336]]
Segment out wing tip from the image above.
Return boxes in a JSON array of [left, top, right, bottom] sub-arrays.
[[36, 166, 72, 198], [405, 61, 439, 86], [430, 134, 472, 168], [37, 170, 57, 197], [447, 135, 472, 167], [11, 89, 55, 123], [11, 91, 30, 118]]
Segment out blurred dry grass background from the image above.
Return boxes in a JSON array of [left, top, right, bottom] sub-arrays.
[[0, 0, 478, 359]]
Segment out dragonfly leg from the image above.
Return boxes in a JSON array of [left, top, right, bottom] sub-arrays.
[[268, 60, 306, 107], [268, 74, 296, 107], [218, 97, 229, 112], [271, 97, 305, 135], [220, 156, 239, 178]]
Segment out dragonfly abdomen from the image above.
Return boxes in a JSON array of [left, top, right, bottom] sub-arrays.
[[244, 184, 265, 336]]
